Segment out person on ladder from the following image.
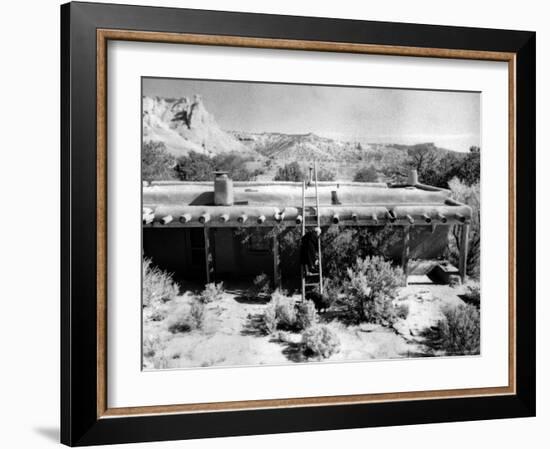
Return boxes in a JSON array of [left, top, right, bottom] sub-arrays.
[[300, 226, 322, 275]]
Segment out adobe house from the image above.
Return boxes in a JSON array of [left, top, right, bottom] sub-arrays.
[[142, 170, 472, 287]]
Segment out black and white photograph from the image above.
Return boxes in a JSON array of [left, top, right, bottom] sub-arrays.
[[141, 78, 481, 370]]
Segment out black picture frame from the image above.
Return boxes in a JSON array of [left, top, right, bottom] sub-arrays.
[[61, 1, 536, 446]]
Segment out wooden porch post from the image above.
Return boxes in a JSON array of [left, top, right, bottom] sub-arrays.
[[272, 231, 281, 290], [204, 226, 214, 283], [459, 223, 470, 283], [402, 225, 410, 286]]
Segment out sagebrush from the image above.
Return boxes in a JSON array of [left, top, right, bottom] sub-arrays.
[[166, 298, 206, 333], [435, 304, 480, 355], [199, 282, 224, 303], [262, 291, 317, 334], [462, 282, 481, 308], [302, 325, 341, 359], [342, 256, 404, 325], [296, 300, 318, 330], [143, 258, 179, 309], [251, 273, 271, 299]]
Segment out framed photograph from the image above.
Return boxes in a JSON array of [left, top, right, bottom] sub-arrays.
[[61, 1, 536, 446]]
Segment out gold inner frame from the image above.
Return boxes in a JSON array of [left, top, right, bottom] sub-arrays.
[[96, 29, 517, 419]]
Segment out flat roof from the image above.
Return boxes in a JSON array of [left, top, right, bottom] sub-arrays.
[[142, 181, 471, 227], [144, 181, 451, 207]]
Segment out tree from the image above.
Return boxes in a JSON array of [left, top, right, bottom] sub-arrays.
[[316, 167, 335, 181], [353, 165, 379, 182], [407, 144, 439, 174], [174, 151, 214, 181], [213, 153, 259, 181], [274, 162, 304, 181], [142, 141, 176, 182], [453, 151, 480, 186]]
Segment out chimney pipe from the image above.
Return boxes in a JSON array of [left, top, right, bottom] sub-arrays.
[[213, 171, 234, 206], [408, 169, 419, 185]]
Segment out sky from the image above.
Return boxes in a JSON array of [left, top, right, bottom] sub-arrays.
[[143, 77, 480, 152]]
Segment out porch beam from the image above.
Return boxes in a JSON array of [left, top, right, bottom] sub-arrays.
[[272, 231, 281, 290], [204, 226, 214, 283], [459, 223, 470, 283], [402, 225, 410, 286]]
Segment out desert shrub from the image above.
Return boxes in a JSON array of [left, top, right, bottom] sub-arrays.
[[143, 334, 164, 358], [212, 152, 260, 181], [263, 301, 278, 334], [354, 165, 379, 182], [277, 227, 302, 283], [436, 304, 480, 355], [462, 282, 481, 308], [167, 311, 194, 334], [318, 278, 342, 309], [261, 291, 316, 333], [302, 325, 341, 359], [342, 256, 404, 325], [274, 161, 304, 181], [251, 273, 271, 299], [143, 258, 179, 309], [167, 299, 205, 333], [321, 226, 401, 281], [273, 292, 298, 330], [316, 167, 335, 181], [174, 151, 214, 181], [199, 282, 224, 303], [306, 278, 340, 312], [142, 334, 168, 369], [189, 300, 206, 329], [381, 143, 480, 188], [142, 141, 176, 182], [395, 303, 410, 320], [296, 300, 318, 330], [174, 151, 260, 182]]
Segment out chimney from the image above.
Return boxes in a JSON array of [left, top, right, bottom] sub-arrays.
[[213, 171, 234, 206], [407, 169, 419, 185]]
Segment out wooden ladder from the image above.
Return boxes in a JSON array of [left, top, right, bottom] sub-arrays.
[[301, 161, 324, 301]]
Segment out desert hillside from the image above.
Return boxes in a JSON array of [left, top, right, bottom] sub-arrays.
[[143, 95, 255, 157], [143, 95, 465, 182]]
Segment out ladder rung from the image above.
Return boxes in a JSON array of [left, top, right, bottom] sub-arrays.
[[305, 283, 320, 287]]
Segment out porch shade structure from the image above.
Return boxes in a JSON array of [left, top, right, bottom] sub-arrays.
[[143, 176, 472, 284]]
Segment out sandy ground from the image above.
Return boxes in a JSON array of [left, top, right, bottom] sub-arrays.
[[143, 280, 469, 370]]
